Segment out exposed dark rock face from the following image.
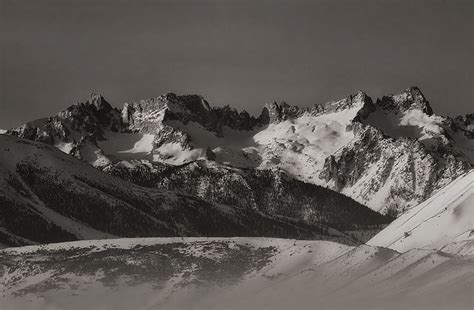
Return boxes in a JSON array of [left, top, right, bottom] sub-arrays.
[[352, 92, 376, 121]]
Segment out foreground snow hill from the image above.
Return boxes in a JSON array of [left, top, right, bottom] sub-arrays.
[[1, 237, 472, 310], [6, 87, 472, 214], [368, 170, 474, 252]]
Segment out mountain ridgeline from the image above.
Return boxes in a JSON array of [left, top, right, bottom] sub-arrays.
[[6, 87, 473, 216]]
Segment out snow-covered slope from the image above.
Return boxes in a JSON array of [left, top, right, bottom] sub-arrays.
[[1, 237, 472, 310], [5, 87, 472, 214], [0, 134, 388, 247], [0, 135, 362, 245], [368, 170, 474, 252]]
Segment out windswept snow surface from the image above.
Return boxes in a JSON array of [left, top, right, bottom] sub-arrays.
[[368, 170, 474, 252], [1, 237, 472, 310]]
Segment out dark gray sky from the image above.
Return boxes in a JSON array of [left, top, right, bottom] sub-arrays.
[[1, 0, 473, 128]]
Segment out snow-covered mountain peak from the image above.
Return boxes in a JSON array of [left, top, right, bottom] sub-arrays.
[[360, 87, 473, 162]]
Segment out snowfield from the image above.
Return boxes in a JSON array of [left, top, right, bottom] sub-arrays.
[[1, 237, 472, 310], [253, 109, 359, 182]]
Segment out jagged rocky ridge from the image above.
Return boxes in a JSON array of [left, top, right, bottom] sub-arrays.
[[5, 87, 473, 215]]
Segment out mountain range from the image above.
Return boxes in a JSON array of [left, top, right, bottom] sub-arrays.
[[1, 87, 473, 310], [5, 87, 473, 216]]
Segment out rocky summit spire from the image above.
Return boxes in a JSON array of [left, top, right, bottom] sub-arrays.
[[89, 93, 112, 113], [376, 86, 433, 116], [406, 86, 433, 115], [258, 102, 281, 124]]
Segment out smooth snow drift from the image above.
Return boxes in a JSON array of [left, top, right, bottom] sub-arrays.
[[368, 170, 474, 252]]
